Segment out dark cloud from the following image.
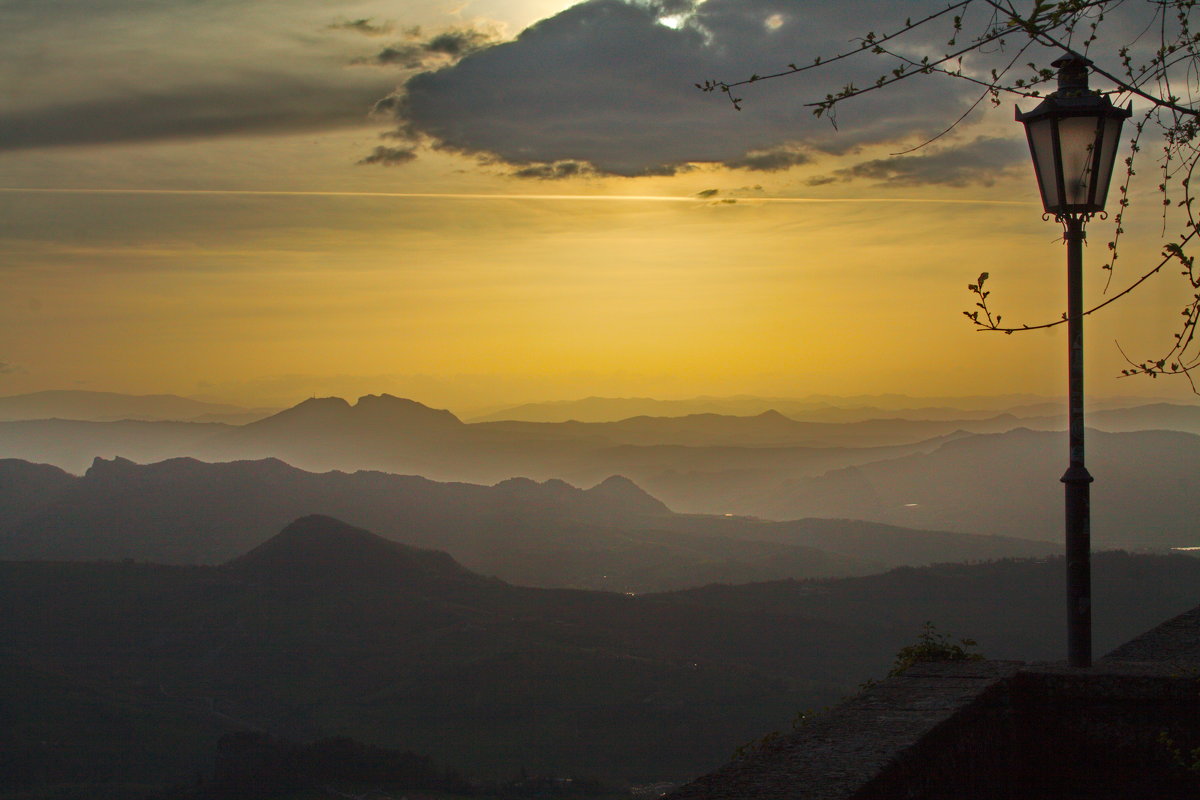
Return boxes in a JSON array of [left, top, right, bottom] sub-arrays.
[[0, 362, 21, 375], [330, 18, 394, 36], [378, 0, 1026, 177], [426, 30, 493, 57], [507, 157, 685, 179], [0, 80, 386, 152], [0, 0, 1051, 175], [0, 0, 405, 153], [822, 137, 1027, 187], [358, 28, 497, 69], [511, 160, 592, 179], [357, 145, 418, 166], [696, 188, 719, 197], [370, 44, 428, 67], [652, 0, 701, 16], [725, 147, 812, 172]]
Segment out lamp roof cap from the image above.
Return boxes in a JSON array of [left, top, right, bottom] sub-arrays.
[[1052, 53, 1094, 94]]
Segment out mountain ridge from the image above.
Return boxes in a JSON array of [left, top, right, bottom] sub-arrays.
[[228, 514, 482, 586], [0, 455, 1058, 592], [0, 389, 273, 423]]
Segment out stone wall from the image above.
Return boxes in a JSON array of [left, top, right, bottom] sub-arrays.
[[665, 606, 1200, 799]]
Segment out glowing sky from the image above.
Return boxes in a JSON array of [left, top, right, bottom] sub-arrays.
[[1, 0, 1193, 411]]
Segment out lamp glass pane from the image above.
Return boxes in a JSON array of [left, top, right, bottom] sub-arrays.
[[1090, 114, 1125, 209], [1026, 117, 1061, 210], [1057, 115, 1104, 206]]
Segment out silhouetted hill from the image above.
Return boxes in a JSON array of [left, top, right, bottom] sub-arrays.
[[473, 410, 1012, 448], [747, 427, 1200, 547], [197, 394, 473, 477], [585, 474, 671, 514], [0, 389, 270, 423], [249, 395, 351, 427], [0, 458, 75, 529], [3, 529, 1198, 792], [0, 517, 898, 785], [467, 393, 1165, 423], [0, 455, 877, 591], [242, 393, 463, 435], [229, 515, 482, 587], [0, 456, 1059, 591], [650, 514, 1059, 566], [1085, 402, 1200, 435], [657, 550, 1200, 661], [8, 392, 1195, 516], [4, 395, 1197, 536], [0, 418, 231, 473]]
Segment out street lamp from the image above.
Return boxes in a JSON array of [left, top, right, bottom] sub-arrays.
[[1016, 54, 1131, 668]]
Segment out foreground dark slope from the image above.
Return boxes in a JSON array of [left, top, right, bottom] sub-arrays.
[[0, 516, 892, 784], [0, 456, 1056, 591], [3, 516, 1198, 789], [655, 550, 1200, 660]]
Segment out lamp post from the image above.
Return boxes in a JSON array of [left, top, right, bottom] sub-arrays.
[[1016, 54, 1131, 668]]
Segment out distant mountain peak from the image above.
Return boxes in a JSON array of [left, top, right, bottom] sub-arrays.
[[354, 393, 411, 406], [227, 515, 478, 586], [352, 394, 462, 425], [267, 396, 352, 422], [85, 455, 139, 476], [299, 396, 353, 409], [488, 475, 669, 516], [586, 475, 671, 515], [492, 476, 577, 502], [592, 474, 641, 491], [494, 476, 539, 491], [242, 394, 462, 436]]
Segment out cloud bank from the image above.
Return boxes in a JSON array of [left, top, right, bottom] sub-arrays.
[[0, 0, 1039, 182], [820, 137, 1028, 187], [380, 0, 1029, 178], [0, 0, 409, 153]]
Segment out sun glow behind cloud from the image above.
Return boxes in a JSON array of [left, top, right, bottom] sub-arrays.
[[0, 0, 1193, 409], [2, 171, 1158, 409]]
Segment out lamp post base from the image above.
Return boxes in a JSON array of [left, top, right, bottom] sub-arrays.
[[1063, 465, 1093, 668]]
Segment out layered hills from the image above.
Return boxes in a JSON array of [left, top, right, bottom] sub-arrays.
[[0, 389, 272, 423], [2, 392, 1197, 550], [4, 515, 1199, 791], [467, 393, 1163, 423], [742, 427, 1200, 547], [6, 390, 1198, 798], [2, 393, 1200, 532], [0, 456, 1055, 592]]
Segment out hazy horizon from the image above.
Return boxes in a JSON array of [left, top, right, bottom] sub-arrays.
[[1, 385, 1195, 421]]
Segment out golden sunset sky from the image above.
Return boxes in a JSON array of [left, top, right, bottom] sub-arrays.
[[1, 0, 1193, 412]]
